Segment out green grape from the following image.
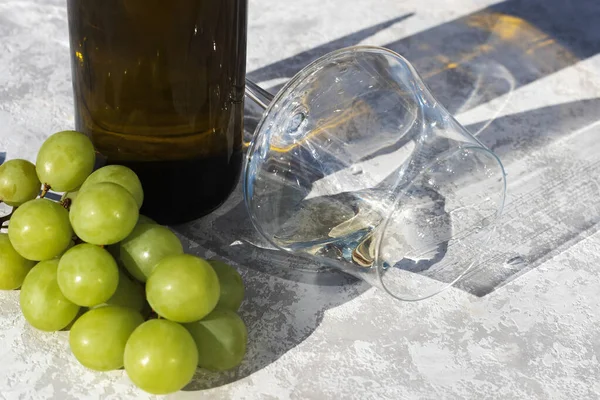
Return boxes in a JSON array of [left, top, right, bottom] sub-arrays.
[[209, 260, 245, 311], [57, 244, 119, 307], [146, 254, 220, 323], [0, 159, 41, 206], [184, 308, 247, 371], [137, 214, 156, 225], [35, 131, 95, 192], [80, 165, 144, 209], [19, 259, 80, 331], [8, 199, 73, 261], [97, 270, 145, 312], [124, 319, 198, 394], [70, 182, 139, 245], [0, 233, 35, 290], [69, 306, 144, 371], [116, 223, 183, 282]]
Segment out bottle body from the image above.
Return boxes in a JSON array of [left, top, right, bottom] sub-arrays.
[[67, 0, 247, 224]]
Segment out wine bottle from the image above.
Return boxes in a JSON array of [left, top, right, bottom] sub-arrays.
[[67, 0, 248, 224]]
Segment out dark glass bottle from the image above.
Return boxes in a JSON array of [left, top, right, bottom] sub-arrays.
[[67, 0, 247, 224]]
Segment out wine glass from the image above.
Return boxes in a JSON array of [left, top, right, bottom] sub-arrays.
[[243, 46, 506, 301]]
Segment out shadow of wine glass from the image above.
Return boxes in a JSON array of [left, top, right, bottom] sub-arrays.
[[172, 0, 600, 388], [455, 98, 600, 297]]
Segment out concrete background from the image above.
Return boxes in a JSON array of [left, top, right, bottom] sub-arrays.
[[1, 0, 600, 398]]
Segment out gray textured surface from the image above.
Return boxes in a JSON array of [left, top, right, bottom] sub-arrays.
[[2, 0, 600, 399]]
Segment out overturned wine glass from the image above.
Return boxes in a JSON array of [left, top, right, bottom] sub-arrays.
[[243, 46, 506, 301]]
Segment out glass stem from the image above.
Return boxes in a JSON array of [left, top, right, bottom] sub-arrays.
[[245, 79, 274, 110]]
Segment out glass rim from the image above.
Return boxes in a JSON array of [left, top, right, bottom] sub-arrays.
[[373, 144, 507, 301], [242, 45, 508, 301]]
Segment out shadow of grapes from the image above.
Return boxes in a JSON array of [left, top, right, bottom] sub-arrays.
[[173, 186, 369, 390]]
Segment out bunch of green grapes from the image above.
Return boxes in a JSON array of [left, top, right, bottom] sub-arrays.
[[0, 130, 248, 395]]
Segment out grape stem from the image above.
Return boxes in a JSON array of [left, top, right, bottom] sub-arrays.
[[40, 183, 51, 199], [60, 198, 72, 210]]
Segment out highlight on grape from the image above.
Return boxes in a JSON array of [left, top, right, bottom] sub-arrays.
[[0, 130, 247, 394]]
